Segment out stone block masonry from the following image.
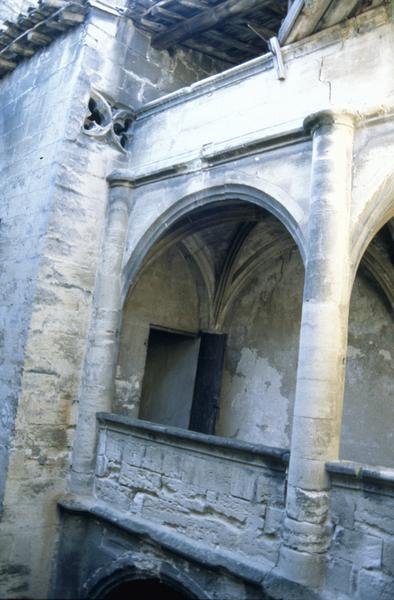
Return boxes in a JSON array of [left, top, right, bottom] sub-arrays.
[[94, 413, 288, 567], [0, 2, 393, 599], [326, 462, 394, 599], [0, 3, 228, 597], [0, 21, 87, 512]]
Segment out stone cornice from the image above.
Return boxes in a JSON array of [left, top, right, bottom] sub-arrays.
[[106, 122, 308, 189], [327, 460, 394, 492], [106, 99, 394, 190], [58, 494, 270, 587]]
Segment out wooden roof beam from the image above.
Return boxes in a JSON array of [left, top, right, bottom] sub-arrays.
[[201, 29, 259, 54], [143, 2, 184, 21], [152, 0, 270, 50], [181, 38, 236, 64], [279, 0, 334, 45]]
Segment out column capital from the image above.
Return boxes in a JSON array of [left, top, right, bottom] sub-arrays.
[[303, 109, 356, 135], [106, 169, 135, 189]]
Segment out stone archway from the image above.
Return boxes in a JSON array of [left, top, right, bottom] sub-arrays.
[[121, 183, 306, 303], [83, 561, 206, 600], [99, 577, 195, 600], [116, 188, 305, 446]]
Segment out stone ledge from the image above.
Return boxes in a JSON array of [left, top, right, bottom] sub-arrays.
[[327, 460, 394, 488], [106, 121, 308, 189], [97, 412, 290, 467], [58, 494, 272, 587], [59, 494, 321, 599], [0, 0, 88, 78]]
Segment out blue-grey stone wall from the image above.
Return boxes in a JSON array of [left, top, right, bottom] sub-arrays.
[[0, 23, 86, 510], [0, 6, 227, 596]]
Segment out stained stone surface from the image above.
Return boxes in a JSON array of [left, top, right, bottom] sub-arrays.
[[0, 6, 226, 597], [0, 2, 393, 599], [94, 414, 287, 565]]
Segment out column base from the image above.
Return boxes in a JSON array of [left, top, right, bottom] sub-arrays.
[[277, 544, 326, 588]]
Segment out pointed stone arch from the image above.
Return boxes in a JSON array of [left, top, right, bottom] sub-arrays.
[[121, 183, 306, 304], [351, 170, 394, 276]]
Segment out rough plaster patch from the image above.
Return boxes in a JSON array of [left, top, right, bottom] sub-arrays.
[[343, 272, 394, 465], [378, 349, 392, 362], [347, 345, 364, 360], [222, 347, 289, 447]]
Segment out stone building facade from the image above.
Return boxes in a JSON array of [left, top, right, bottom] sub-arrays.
[[0, 1, 393, 598]]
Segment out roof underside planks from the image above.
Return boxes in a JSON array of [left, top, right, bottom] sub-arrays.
[[129, 0, 288, 65], [129, 0, 389, 65]]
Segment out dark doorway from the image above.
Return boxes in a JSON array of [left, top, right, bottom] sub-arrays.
[[139, 328, 201, 428], [102, 577, 191, 599], [189, 332, 227, 434], [139, 328, 227, 435]]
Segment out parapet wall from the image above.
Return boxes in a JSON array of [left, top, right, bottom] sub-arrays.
[[326, 462, 394, 599], [94, 413, 288, 567], [55, 416, 394, 599]]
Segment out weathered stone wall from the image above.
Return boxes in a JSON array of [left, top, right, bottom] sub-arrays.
[[217, 244, 303, 448], [326, 463, 394, 599], [52, 508, 264, 600], [0, 22, 93, 598], [0, 4, 227, 597], [94, 414, 288, 567], [0, 17, 86, 509], [54, 430, 394, 600], [343, 271, 394, 466]]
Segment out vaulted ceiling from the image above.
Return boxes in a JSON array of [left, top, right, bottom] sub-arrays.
[[131, 205, 393, 331]]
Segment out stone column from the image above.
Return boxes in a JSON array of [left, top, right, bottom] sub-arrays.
[[279, 110, 355, 586], [71, 172, 133, 494]]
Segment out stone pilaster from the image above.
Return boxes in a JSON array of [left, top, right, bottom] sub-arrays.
[[279, 110, 356, 586], [70, 172, 133, 494]]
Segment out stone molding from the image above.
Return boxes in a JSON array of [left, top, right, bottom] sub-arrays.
[[105, 124, 308, 189], [106, 101, 394, 191], [327, 460, 394, 487], [97, 412, 290, 466], [58, 494, 269, 588]]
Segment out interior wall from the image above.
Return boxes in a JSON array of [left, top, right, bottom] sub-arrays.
[[115, 246, 200, 416], [342, 271, 394, 466], [216, 248, 304, 448]]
